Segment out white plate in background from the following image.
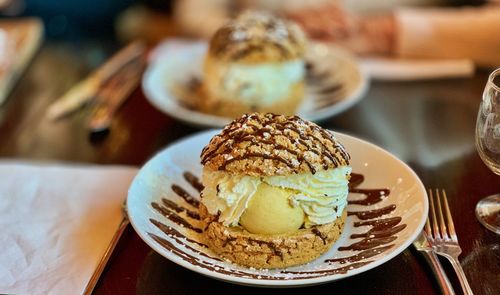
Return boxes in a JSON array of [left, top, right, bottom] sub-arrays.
[[142, 40, 368, 127]]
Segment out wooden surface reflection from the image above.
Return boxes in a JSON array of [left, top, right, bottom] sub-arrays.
[[0, 44, 499, 295]]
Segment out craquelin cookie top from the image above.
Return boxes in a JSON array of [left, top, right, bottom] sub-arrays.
[[200, 113, 350, 176], [208, 11, 307, 63]]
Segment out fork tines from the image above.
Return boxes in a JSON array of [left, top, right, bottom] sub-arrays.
[[426, 189, 458, 243], [424, 189, 474, 294]]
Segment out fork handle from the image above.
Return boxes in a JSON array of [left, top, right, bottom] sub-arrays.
[[422, 251, 456, 295], [448, 257, 474, 295]]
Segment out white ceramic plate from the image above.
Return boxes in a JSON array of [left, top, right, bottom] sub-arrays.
[[127, 130, 427, 287], [142, 40, 368, 127]]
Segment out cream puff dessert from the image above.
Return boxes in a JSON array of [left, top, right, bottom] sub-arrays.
[[201, 11, 308, 118], [199, 113, 351, 268]]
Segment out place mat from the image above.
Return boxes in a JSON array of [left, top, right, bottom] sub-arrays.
[[0, 18, 44, 105], [0, 161, 137, 294]]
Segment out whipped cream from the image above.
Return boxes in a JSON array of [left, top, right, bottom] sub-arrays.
[[266, 167, 351, 227], [201, 166, 351, 227], [206, 59, 305, 105], [201, 169, 260, 226]]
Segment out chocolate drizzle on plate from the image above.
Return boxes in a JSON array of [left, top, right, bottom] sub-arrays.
[[348, 205, 397, 220], [305, 61, 344, 110], [348, 173, 390, 206], [325, 244, 395, 264], [183, 171, 204, 192], [149, 218, 207, 249], [161, 198, 200, 220], [171, 184, 200, 208], [146, 170, 406, 280], [334, 173, 406, 258], [280, 261, 372, 276], [151, 202, 202, 233]]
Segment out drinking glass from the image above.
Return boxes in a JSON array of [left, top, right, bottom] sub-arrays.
[[475, 68, 500, 234]]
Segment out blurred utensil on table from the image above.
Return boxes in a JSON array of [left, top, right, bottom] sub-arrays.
[[426, 189, 474, 295], [413, 230, 455, 295], [46, 41, 146, 121], [87, 54, 145, 132]]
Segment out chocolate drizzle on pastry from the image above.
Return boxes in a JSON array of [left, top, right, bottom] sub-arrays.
[[208, 11, 307, 63], [200, 113, 350, 176]]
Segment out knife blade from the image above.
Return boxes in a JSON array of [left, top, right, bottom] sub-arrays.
[[46, 41, 145, 120], [87, 55, 145, 132]]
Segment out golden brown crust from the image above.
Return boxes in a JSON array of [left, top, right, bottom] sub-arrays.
[[200, 113, 350, 176], [200, 203, 346, 269], [208, 11, 307, 63]]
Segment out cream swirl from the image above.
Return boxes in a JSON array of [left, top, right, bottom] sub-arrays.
[[265, 167, 351, 227], [201, 169, 260, 226]]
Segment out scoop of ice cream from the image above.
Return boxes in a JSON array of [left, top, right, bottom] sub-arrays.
[[239, 183, 304, 235]]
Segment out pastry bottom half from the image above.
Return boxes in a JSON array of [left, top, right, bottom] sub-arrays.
[[199, 203, 346, 269]]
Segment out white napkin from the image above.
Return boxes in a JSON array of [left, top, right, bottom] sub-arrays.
[[360, 57, 475, 81], [0, 161, 138, 295]]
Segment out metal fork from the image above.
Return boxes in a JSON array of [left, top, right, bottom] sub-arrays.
[[413, 230, 455, 295], [426, 189, 474, 295]]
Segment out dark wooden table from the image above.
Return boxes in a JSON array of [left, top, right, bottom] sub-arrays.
[[1, 42, 499, 295]]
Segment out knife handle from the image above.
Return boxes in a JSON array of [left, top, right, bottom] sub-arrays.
[[421, 250, 456, 295]]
